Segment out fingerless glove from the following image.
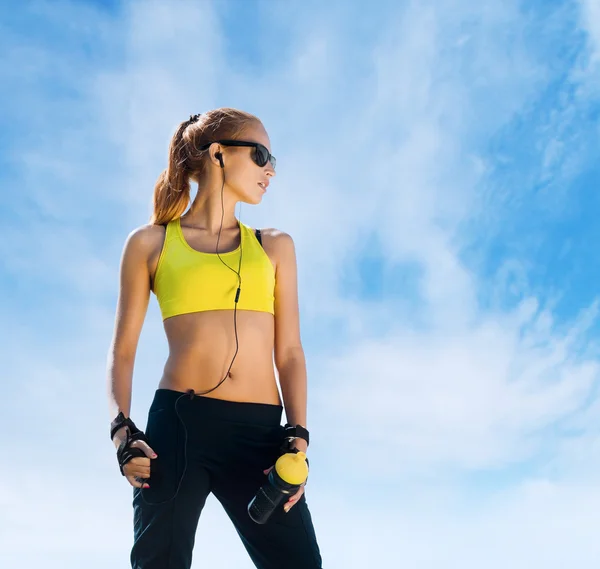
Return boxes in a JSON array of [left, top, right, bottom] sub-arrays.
[[110, 412, 150, 476]]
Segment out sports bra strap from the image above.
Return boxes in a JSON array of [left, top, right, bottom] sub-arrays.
[[161, 220, 262, 246]]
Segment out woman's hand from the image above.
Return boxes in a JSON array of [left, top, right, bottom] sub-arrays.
[[113, 427, 158, 489], [262, 465, 305, 513], [264, 438, 309, 513]]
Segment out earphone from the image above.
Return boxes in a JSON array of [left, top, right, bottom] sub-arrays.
[[139, 146, 244, 506]]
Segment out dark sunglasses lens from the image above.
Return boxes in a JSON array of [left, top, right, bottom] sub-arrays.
[[255, 144, 275, 170], [254, 145, 267, 166]]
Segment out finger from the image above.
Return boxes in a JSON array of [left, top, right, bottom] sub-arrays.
[[126, 475, 150, 489], [127, 468, 151, 479], [124, 463, 151, 478], [126, 462, 151, 475], [263, 466, 273, 475], [128, 457, 151, 467], [130, 440, 158, 459], [284, 487, 304, 512], [286, 488, 304, 504]]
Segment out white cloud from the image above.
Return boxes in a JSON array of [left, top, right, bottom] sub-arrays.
[[313, 296, 599, 480]]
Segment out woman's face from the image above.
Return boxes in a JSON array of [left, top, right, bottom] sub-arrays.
[[220, 122, 276, 205]]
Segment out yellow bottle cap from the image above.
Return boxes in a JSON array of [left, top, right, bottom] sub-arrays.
[[275, 451, 309, 485]]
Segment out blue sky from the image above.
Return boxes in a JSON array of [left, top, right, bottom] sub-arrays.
[[1, 0, 600, 567]]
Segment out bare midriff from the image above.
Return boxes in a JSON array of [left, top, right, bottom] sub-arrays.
[[157, 309, 281, 406]]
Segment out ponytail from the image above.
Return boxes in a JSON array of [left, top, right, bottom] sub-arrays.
[[150, 122, 192, 226], [150, 108, 261, 226]]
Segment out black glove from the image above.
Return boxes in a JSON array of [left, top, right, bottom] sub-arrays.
[[110, 412, 150, 476], [282, 423, 310, 446]]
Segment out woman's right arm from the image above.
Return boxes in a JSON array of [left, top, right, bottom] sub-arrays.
[[106, 227, 154, 447]]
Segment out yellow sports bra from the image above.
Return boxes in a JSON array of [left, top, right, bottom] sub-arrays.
[[153, 217, 275, 320]]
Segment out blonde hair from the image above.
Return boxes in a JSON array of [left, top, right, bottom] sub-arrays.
[[150, 107, 260, 226]]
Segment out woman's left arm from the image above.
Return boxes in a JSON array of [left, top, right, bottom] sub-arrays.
[[273, 231, 308, 453], [269, 231, 309, 512]]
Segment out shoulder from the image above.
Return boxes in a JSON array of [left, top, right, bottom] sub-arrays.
[[257, 228, 296, 268], [122, 223, 167, 260], [126, 223, 166, 247]]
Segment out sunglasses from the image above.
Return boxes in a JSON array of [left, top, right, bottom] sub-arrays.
[[200, 139, 276, 171]]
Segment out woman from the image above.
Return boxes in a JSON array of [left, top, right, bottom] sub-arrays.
[[106, 108, 323, 569]]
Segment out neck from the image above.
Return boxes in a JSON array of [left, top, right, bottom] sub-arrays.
[[183, 183, 241, 236]]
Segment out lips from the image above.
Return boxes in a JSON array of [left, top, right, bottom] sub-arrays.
[[258, 181, 268, 190]]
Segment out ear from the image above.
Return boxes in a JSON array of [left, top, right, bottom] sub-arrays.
[[207, 142, 224, 167]]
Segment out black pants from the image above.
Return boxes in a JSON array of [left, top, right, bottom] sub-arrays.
[[130, 388, 323, 569]]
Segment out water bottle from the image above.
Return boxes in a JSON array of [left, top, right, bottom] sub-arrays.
[[248, 451, 309, 524]]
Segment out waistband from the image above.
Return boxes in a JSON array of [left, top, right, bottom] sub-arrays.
[[150, 388, 283, 426]]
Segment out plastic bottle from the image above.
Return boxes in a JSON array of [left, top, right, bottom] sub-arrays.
[[248, 451, 309, 524]]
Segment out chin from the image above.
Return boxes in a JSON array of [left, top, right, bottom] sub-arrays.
[[241, 193, 263, 206]]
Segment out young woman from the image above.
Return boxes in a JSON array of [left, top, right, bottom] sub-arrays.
[[106, 108, 323, 569]]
